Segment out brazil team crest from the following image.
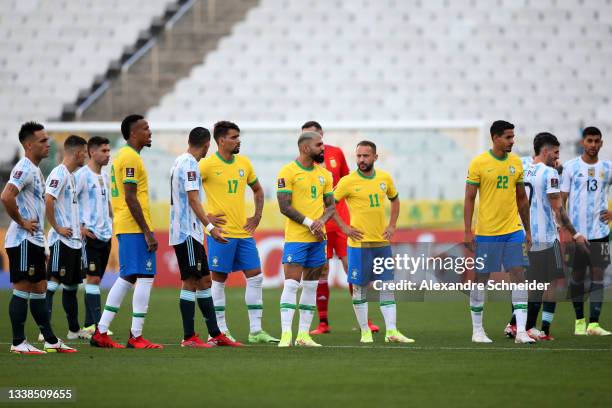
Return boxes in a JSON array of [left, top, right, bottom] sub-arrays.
[[287, 255, 293, 263], [212, 256, 219, 267], [509, 165, 516, 175], [145, 259, 153, 272], [380, 183, 386, 191], [318, 176, 325, 185], [352, 269, 358, 279], [239, 169, 245, 177]]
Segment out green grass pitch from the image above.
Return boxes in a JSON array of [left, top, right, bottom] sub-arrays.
[[0, 287, 611, 407]]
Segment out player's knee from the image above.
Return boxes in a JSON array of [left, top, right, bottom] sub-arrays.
[[211, 271, 227, 283], [246, 273, 263, 288], [352, 284, 367, 301], [244, 268, 261, 279], [87, 276, 101, 285]]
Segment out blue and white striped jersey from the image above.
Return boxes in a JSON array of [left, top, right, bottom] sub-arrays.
[[521, 156, 534, 170], [561, 157, 612, 240], [525, 162, 560, 251], [46, 164, 82, 249], [75, 165, 112, 242], [4, 158, 46, 248], [169, 153, 204, 246]]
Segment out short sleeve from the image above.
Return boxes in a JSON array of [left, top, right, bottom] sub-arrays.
[[276, 166, 292, 194], [8, 162, 32, 192], [515, 161, 524, 184], [338, 149, 350, 178], [45, 169, 67, 199], [545, 168, 561, 194], [333, 176, 349, 202], [386, 174, 398, 200], [198, 159, 208, 182], [184, 160, 200, 192], [323, 170, 333, 198], [560, 163, 571, 193], [607, 161, 612, 185], [121, 155, 140, 185], [466, 158, 480, 186], [246, 158, 258, 186]]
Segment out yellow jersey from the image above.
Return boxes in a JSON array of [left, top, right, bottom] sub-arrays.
[[466, 150, 524, 236], [110, 145, 152, 234], [334, 169, 398, 247], [276, 160, 333, 242], [200, 153, 258, 238]]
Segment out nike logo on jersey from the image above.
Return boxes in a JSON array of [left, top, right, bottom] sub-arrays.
[[486, 169, 494, 173], [215, 171, 223, 176], [355, 188, 362, 192], [296, 177, 305, 181]]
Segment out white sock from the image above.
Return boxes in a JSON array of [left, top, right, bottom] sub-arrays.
[[379, 289, 396, 331], [352, 284, 369, 330], [470, 288, 485, 332], [131, 277, 154, 337], [280, 279, 299, 332], [211, 281, 227, 332], [98, 278, 132, 334], [245, 274, 263, 333], [298, 280, 318, 333], [512, 289, 528, 334]]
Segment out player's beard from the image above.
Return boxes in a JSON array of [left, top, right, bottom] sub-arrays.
[[359, 162, 374, 172], [232, 145, 240, 154], [312, 152, 324, 163]]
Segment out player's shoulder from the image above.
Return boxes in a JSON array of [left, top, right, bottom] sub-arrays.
[[375, 168, 394, 180], [235, 154, 252, 166], [563, 156, 581, 169], [469, 150, 490, 165], [116, 145, 141, 163], [314, 163, 332, 177], [48, 163, 66, 178], [279, 161, 296, 174], [507, 152, 522, 165], [11, 157, 35, 176]]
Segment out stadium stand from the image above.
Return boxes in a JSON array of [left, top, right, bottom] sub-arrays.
[[0, 0, 171, 162], [146, 0, 612, 159]]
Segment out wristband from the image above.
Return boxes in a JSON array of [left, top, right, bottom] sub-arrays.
[[206, 223, 215, 233], [302, 217, 314, 228], [573, 232, 584, 240]]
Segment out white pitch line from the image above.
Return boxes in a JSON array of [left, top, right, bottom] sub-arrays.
[[1, 342, 610, 351]]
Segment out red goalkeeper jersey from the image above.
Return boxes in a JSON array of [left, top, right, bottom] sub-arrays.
[[323, 144, 350, 232]]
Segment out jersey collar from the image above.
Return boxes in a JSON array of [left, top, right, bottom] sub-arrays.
[[294, 160, 314, 171], [357, 169, 376, 179], [216, 151, 235, 164], [126, 144, 141, 155], [488, 149, 508, 161]]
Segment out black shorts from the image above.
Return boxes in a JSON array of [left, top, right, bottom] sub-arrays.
[[569, 235, 610, 270], [6, 240, 46, 283], [173, 236, 209, 281], [527, 241, 565, 284], [83, 237, 111, 278], [47, 241, 83, 285]]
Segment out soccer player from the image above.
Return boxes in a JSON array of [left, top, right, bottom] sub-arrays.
[[45, 135, 88, 340], [200, 121, 278, 344], [1, 121, 76, 353], [276, 131, 336, 347], [464, 120, 535, 344], [562, 126, 612, 336], [75, 136, 113, 335], [520, 133, 588, 340], [170, 127, 242, 347], [334, 141, 414, 344], [301, 121, 379, 335], [91, 114, 162, 349]]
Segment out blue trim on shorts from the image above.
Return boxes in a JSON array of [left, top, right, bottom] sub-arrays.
[[206, 236, 261, 273], [117, 233, 156, 277], [282, 241, 327, 268], [475, 230, 528, 273]]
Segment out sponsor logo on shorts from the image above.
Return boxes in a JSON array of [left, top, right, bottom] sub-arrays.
[[187, 171, 196, 182], [126, 168, 135, 178]]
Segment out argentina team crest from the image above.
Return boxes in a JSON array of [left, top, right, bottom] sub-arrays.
[[588, 168, 595, 177]]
